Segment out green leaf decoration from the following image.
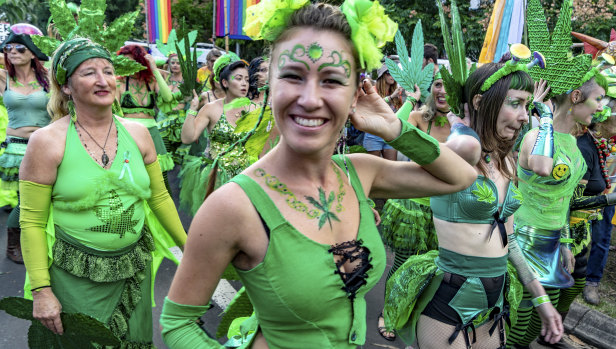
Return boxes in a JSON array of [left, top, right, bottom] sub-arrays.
[[0, 297, 121, 348], [223, 98, 252, 111], [234, 106, 275, 160], [472, 182, 496, 203], [512, 185, 523, 204], [101, 10, 140, 53], [49, 0, 76, 40], [175, 26, 205, 97], [30, 36, 61, 57], [385, 24, 433, 103], [524, 0, 592, 99], [305, 188, 340, 230], [77, 0, 106, 39], [112, 55, 146, 77], [437, 0, 472, 117]]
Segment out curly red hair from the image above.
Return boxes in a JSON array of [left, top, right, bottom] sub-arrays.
[[117, 45, 153, 83]]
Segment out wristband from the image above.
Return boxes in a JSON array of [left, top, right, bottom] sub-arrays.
[[531, 295, 551, 307], [187, 109, 198, 116], [406, 95, 418, 105], [31, 285, 51, 292], [384, 96, 390, 104], [386, 119, 440, 165], [447, 123, 480, 142]]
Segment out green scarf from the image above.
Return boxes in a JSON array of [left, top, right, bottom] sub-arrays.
[[53, 37, 112, 85]]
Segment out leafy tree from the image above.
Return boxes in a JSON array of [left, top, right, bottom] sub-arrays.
[[0, 0, 50, 32]]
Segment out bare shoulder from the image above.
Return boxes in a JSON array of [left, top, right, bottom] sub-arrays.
[[29, 117, 70, 155], [408, 110, 424, 126], [21, 117, 70, 183]]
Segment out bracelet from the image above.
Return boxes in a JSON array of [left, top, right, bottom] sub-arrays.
[[384, 96, 390, 104], [406, 95, 418, 105], [187, 109, 198, 116], [531, 295, 551, 307], [31, 285, 51, 292], [559, 237, 574, 244]]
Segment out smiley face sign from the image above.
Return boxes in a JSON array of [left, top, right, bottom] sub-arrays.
[[552, 163, 570, 180]]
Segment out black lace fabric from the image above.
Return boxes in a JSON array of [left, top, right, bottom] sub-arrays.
[[328, 239, 373, 300]]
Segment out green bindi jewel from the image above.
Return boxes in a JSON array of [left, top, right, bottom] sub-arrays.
[[307, 42, 323, 62]]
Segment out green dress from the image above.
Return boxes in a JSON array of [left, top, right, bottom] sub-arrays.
[[49, 117, 155, 347]]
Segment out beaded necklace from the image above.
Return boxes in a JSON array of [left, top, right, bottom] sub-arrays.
[[254, 162, 346, 229], [591, 132, 611, 189]]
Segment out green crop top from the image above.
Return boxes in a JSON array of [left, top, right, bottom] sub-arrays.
[[52, 117, 151, 251], [431, 176, 522, 224], [120, 77, 156, 117], [229, 155, 386, 348], [4, 73, 50, 129]]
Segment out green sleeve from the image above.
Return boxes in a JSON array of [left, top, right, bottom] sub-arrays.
[[395, 100, 415, 121], [161, 297, 224, 348], [154, 69, 173, 103]]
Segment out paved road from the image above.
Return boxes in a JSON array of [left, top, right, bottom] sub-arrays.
[[0, 168, 409, 348]]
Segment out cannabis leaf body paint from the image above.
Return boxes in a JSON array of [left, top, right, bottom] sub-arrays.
[[306, 188, 341, 229], [278, 42, 352, 78]]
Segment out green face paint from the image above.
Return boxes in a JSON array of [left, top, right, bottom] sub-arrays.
[[278, 42, 352, 78]]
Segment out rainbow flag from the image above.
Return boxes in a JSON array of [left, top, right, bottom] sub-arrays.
[[479, 0, 526, 63], [147, 0, 172, 43], [215, 0, 260, 40]]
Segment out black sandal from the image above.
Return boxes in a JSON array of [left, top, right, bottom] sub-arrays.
[[377, 312, 396, 341]]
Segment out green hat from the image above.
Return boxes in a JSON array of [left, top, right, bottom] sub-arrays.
[[0, 32, 48, 61], [52, 37, 112, 85]]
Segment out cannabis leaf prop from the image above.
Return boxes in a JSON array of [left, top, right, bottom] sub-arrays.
[[436, 0, 475, 117], [31, 0, 144, 77], [0, 297, 120, 348], [385, 22, 434, 103], [524, 0, 592, 99], [306, 188, 341, 230], [175, 31, 205, 97]]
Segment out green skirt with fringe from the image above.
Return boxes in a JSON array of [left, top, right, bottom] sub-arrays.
[[380, 198, 438, 253], [50, 226, 155, 348], [384, 250, 523, 345], [0, 140, 27, 190]]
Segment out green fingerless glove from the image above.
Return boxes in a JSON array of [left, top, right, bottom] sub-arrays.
[[161, 297, 222, 348], [386, 119, 440, 165]]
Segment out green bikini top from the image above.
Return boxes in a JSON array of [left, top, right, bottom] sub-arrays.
[[229, 155, 386, 347], [430, 175, 522, 224], [120, 77, 156, 117]]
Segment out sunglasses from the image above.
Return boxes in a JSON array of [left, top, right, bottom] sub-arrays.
[[3, 44, 27, 54]]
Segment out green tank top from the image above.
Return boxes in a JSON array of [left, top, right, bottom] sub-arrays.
[[515, 130, 586, 229], [229, 155, 386, 348], [4, 72, 50, 129], [52, 117, 151, 251]]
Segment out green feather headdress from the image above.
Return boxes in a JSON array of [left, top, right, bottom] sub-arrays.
[[436, 0, 476, 118], [385, 22, 434, 103], [31, 0, 144, 77], [524, 0, 592, 99]]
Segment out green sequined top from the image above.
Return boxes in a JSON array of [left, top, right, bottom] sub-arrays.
[[515, 130, 587, 230], [209, 111, 250, 176], [52, 117, 151, 251]]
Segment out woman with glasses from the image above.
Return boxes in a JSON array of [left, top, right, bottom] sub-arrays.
[[0, 24, 50, 264]]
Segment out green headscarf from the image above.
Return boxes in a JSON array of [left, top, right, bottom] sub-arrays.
[[52, 37, 112, 85]]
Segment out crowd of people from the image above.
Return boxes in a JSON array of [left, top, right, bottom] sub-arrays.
[[2, 0, 616, 348]]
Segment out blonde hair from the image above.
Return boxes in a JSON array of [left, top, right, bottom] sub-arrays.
[[47, 62, 70, 122]]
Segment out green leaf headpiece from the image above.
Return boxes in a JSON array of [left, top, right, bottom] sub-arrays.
[[524, 0, 592, 99], [31, 0, 144, 78], [213, 52, 241, 83], [385, 23, 434, 103], [480, 44, 546, 92], [244, 0, 396, 71], [436, 0, 476, 117]]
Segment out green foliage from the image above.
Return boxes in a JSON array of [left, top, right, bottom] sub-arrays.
[[0, 297, 120, 348], [172, 0, 214, 44], [0, 0, 51, 33]]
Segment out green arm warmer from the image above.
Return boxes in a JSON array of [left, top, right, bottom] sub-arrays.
[[395, 100, 416, 121], [508, 233, 537, 285], [570, 183, 616, 211], [386, 118, 440, 165], [161, 297, 223, 348], [145, 161, 187, 246], [19, 180, 52, 290], [154, 69, 173, 103]]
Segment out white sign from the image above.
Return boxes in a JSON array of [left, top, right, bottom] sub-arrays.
[[0, 23, 10, 43]]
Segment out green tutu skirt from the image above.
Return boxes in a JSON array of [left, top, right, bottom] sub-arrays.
[[0, 140, 27, 190], [380, 198, 438, 253]]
